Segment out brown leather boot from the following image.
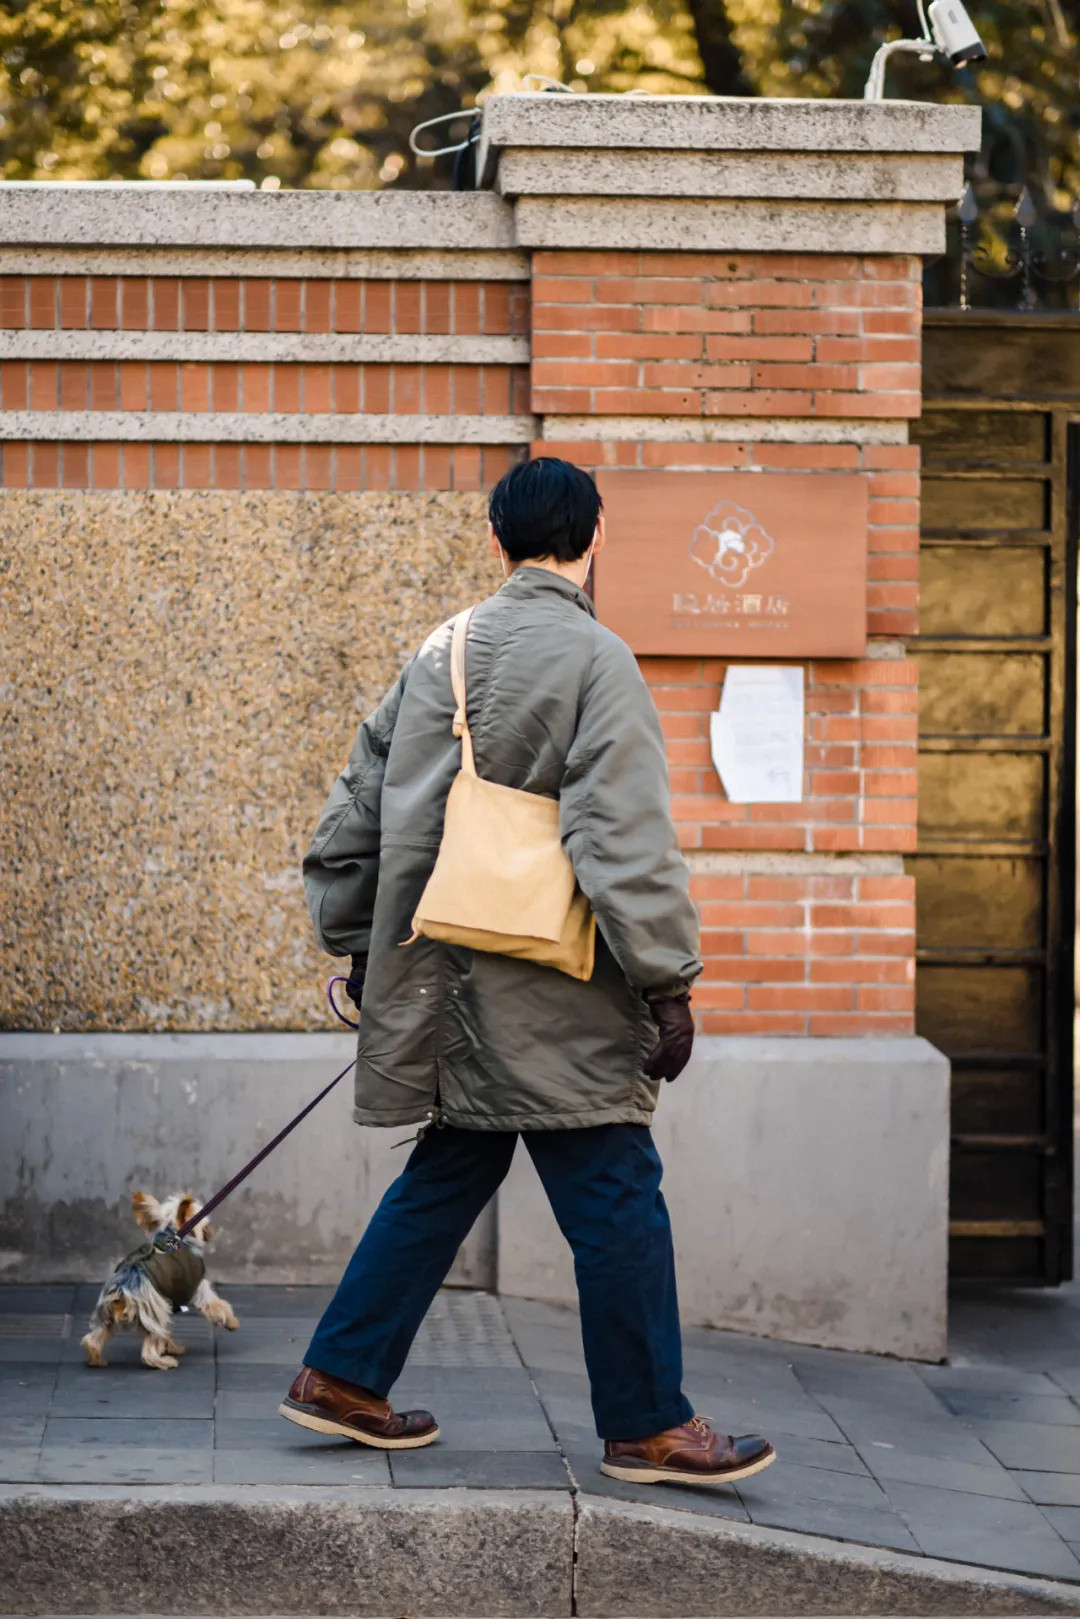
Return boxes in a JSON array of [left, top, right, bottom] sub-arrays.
[[602, 1415, 775, 1485], [280, 1365, 439, 1450]]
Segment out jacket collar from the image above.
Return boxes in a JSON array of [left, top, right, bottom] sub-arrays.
[[499, 564, 597, 620]]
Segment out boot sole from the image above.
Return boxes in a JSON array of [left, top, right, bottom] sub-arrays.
[[278, 1400, 440, 1450], [601, 1443, 776, 1486]]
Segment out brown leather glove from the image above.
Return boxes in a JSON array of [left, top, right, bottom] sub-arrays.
[[643, 991, 694, 1084]]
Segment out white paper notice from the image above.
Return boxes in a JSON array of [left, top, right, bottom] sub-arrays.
[[710, 665, 805, 803]]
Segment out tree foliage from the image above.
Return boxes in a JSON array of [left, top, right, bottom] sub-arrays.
[[0, 0, 705, 188], [1, 0, 1078, 203]]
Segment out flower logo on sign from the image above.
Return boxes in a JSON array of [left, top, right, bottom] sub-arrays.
[[689, 501, 775, 591]]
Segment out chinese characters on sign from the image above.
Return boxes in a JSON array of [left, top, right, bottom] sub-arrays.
[[593, 470, 869, 658], [672, 590, 791, 622]]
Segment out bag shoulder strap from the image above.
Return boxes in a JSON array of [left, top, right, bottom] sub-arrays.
[[450, 607, 477, 776]]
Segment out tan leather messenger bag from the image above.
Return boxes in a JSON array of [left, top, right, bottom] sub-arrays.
[[407, 606, 596, 981]]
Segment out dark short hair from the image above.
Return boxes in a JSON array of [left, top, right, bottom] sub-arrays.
[[488, 457, 602, 564]]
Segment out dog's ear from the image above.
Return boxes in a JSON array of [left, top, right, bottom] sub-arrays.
[[176, 1195, 198, 1230], [132, 1191, 163, 1231], [201, 1221, 213, 1242]]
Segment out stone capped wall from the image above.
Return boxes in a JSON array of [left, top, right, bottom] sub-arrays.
[[0, 97, 980, 1349], [0, 138, 955, 1038]]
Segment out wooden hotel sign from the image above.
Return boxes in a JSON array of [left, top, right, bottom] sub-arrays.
[[593, 470, 869, 658]]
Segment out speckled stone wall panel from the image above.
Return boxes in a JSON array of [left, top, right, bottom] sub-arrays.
[[0, 489, 499, 1031]]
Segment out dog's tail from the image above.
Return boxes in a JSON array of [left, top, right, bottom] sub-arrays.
[[107, 1291, 137, 1324], [89, 1264, 172, 1337], [86, 1282, 136, 1332], [118, 1267, 174, 1339]]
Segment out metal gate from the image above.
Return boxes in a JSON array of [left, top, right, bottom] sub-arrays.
[[912, 311, 1077, 1283]]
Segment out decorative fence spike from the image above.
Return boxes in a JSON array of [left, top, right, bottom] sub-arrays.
[[953, 183, 1080, 311]]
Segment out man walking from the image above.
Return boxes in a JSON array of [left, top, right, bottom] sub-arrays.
[[281, 457, 775, 1487]]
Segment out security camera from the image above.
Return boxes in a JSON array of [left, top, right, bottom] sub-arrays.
[[863, 0, 987, 96], [926, 0, 988, 65]]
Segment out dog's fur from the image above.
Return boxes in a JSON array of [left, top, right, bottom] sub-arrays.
[[81, 1191, 239, 1369]]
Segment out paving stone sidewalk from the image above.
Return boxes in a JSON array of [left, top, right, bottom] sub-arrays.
[[4, 1275, 1080, 1584]]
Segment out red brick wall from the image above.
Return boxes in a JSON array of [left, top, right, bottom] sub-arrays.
[[530, 250, 922, 420], [0, 274, 525, 333], [639, 657, 918, 856], [0, 274, 530, 490], [690, 869, 915, 1037], [0, 249, 921, 1037], [534, 250, 920, 1036]]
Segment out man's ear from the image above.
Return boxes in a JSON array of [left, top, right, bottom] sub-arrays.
[[132, 1192, 163, 1232], [488, 523, 513, 577], [591, 513, 607, 557]]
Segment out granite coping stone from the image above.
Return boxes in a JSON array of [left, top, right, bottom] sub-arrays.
[[0, 188, 516, 249], [0, 330, 531, 365], [480, 92, 983, 156], [8, 1482, 1080, 1616], [0, 1486, 575, 1617], [0, 409, 538, 444], [496, 148, 965, 201], [574, 1495, 1080, 1616], [513, 194, 947, 254], [0, 243, 532, 279]]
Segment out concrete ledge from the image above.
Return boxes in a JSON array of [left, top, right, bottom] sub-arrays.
[[0, 410, 537, 443], [515, 196, 945, 253], [498, 149, 964, 201], [0, 332, 530, 364], [0, 1487, 574, 1616], [0, 1032, 495, 1287], [481, 92, 982, 155], [683, 851, 907, 875], [575, 1496, 1080, 1616], [3, 1486, 1079, 1616], [540, 415, 909, 444], [499, 1035, 950, 1359], [0, 246, 531, 279], [0, 190, 516, 249]]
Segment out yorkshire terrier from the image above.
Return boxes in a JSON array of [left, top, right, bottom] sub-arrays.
[[81, 1191, 239, 1370]]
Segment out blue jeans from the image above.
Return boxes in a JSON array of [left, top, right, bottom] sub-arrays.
[[305, 1122, 693, 1441]]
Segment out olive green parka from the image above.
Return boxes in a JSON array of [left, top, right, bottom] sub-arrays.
[[303, 566, 702, 1132]]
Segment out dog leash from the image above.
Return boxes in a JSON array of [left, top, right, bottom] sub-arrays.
[[157, 978, 360, 1251]]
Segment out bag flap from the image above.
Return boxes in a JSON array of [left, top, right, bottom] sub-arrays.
[[414, 771, 574, 942]]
